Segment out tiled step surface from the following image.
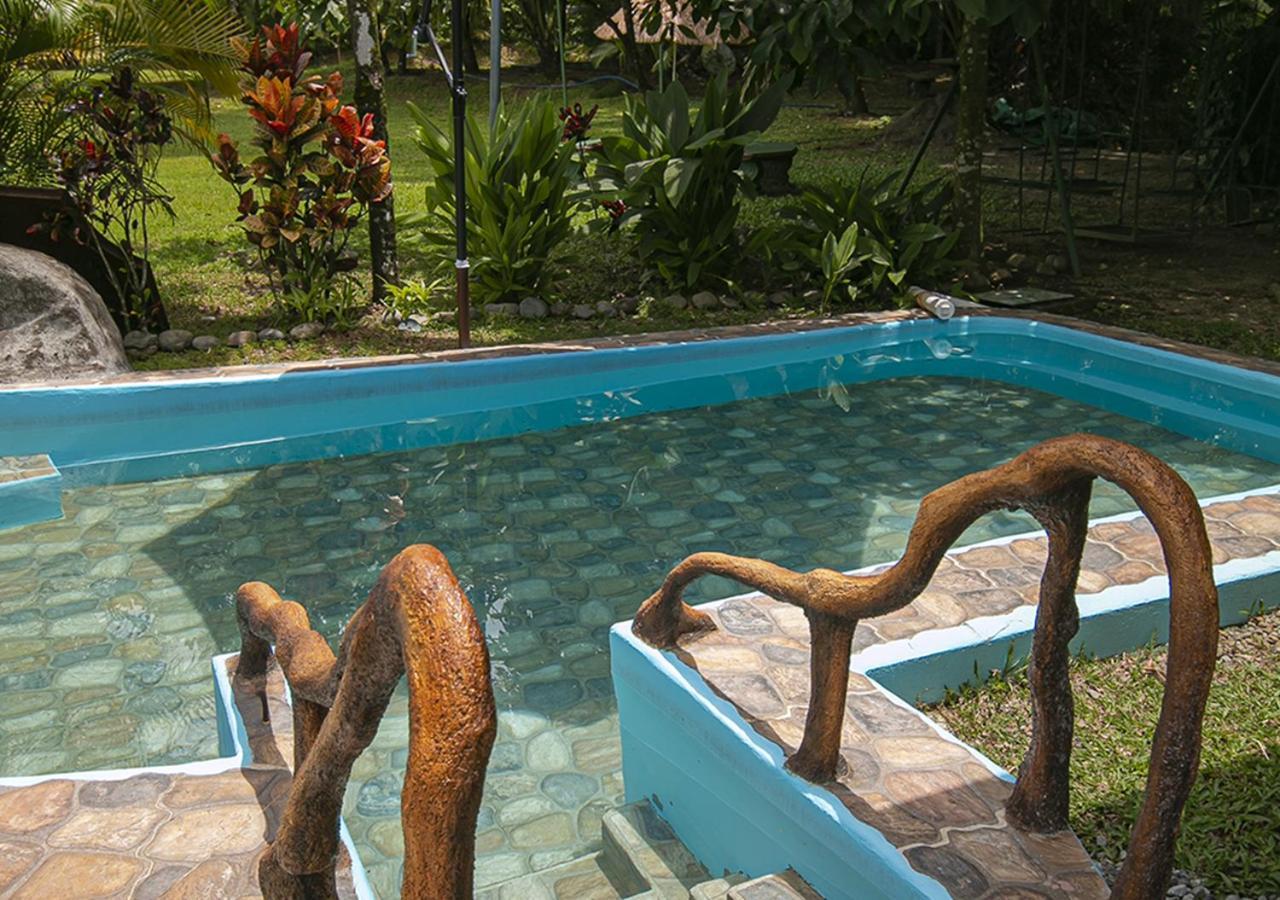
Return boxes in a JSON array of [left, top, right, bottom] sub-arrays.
[[0, 656, 356, 898], [670, 493, 1280, 899]]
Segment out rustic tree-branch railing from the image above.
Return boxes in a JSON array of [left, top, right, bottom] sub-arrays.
[[632, 434, 1219, 900], [234, 544, 497, 900]]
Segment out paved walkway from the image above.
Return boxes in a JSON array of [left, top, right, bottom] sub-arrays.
[[671, 491, 1280, 899], [0, 657, 357, 899]]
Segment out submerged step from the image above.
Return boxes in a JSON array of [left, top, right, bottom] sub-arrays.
[[0, 454, 62, 531], [602, 801, 712, 898]]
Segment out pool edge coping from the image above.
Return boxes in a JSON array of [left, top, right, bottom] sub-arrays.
[[3, 307, 1277, 391]]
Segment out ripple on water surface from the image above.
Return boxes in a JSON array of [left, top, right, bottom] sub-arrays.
[[0, 376, 1275, 896]]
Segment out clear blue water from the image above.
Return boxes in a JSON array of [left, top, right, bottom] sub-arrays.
[[0, 375, 1274, 895]]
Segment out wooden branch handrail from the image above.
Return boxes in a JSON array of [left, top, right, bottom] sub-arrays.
[[632, 434, 1218, 899], [235, 544, 497, 900]]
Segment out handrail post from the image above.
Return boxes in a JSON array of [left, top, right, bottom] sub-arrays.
[[786, 611, 856, 782], [1007, 483, 1091, 831]]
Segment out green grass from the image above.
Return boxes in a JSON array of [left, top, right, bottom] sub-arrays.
[[924, 608, 1280, 894], [131, 64, 1280, 370], [131, 65, 924, 368]]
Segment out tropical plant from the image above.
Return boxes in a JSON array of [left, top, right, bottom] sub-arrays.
[[689, 0, 930, 114], [408, 97, 581, 306], [0, 0, 243, 184], [595, 72, 787, 291], [210, 23, 393, 310], [751, 171, 962, 308], [28, 67, 175, 327]]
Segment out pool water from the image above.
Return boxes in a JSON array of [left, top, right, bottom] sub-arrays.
[[0, 375, 1273, 895]]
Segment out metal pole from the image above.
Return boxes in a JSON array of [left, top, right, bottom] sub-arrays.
[[452, 0, 471, 348], [489, 0, 500, 130]]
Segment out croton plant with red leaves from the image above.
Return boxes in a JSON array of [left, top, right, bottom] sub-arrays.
[[211, 23, 392, 305]]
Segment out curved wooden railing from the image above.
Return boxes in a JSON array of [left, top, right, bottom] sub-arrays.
[[234, 544, 497, 900], [633, 434, 1219, 900]]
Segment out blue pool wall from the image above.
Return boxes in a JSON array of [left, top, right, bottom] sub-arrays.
[[611, 497, 1280, 900], [3, 316, 1278, 493]]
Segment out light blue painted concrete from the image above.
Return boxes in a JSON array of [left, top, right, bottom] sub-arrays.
[[611, 490, 1280, 900], [1, 317, 1277, 489], [0, 465, 62, 530]]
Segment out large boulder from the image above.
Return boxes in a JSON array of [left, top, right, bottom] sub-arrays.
[[0, 244, 129, 383]]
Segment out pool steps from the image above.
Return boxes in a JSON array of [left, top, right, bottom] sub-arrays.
[[478, 797, 819, 899], [0, 454, 62, 530], [613, 486, 1280, 899], [0, 487, 1275, 897], [0, 654, 361, 898]]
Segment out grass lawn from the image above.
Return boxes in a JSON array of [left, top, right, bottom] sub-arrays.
[[924, 608, 1280, 894], [133, 64, 1280, 370]]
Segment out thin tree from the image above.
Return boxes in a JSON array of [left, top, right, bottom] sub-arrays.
[[348, 0, 400, 301]]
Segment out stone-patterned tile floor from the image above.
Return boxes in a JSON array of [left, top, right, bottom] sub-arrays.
[[0, 376, 1275, 897], [672, 492, 1280, 899], [0, 455, 55, 485], [0, 656, 357, 899]]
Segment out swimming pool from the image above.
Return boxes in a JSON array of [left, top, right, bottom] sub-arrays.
[[1, 314, 1277, 895]]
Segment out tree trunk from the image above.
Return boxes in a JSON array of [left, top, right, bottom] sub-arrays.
[[619, 0, 650, 88], [462, 4, 482, 75], [840, 72, 870, 116], [954, 13, 989, 258], [348, 0, 400, 302]]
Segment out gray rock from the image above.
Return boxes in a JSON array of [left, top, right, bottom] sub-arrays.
[[572, 304, 595, 319], [226, 330, 257, 347], [1047, 253, 1070, 273], [691, 290, 720, 310], [1007, 251, 1030, 269], [123, 330, 157, 351], [549, 302, 570, 317], [1035, 261, 1057, 277], [615, 295, 640, 314], [257, 327, 286, 341], [721, 296, 741, 309], [802, 289, 822, 306], [289, 322, 325, 341], [484, 302, 519, 317], [742, 290, 766, 308], [0, 245, 132, 382], [518, 296, 549, 318], [595, 300, 616, 317], [157, 329, 193, 352], [663, 293, 688, 310], [191, 335, 220, 351], [428, 310, 456, 324], [765, 291, 790, 307]]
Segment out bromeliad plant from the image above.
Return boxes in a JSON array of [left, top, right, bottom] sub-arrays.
[[409, 98, 580, 306], [751, 171, 962, 309], [211, 23, 392, 310], [595, 73, 788, 292], [31, 67, 175, 328]]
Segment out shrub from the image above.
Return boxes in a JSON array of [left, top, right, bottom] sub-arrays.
[[595, 73, 788, 292], [752, 171, 961, 308], [210, 23, 392, 315], [408, 98, 580, 306], [30, 67, 175, 328]]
